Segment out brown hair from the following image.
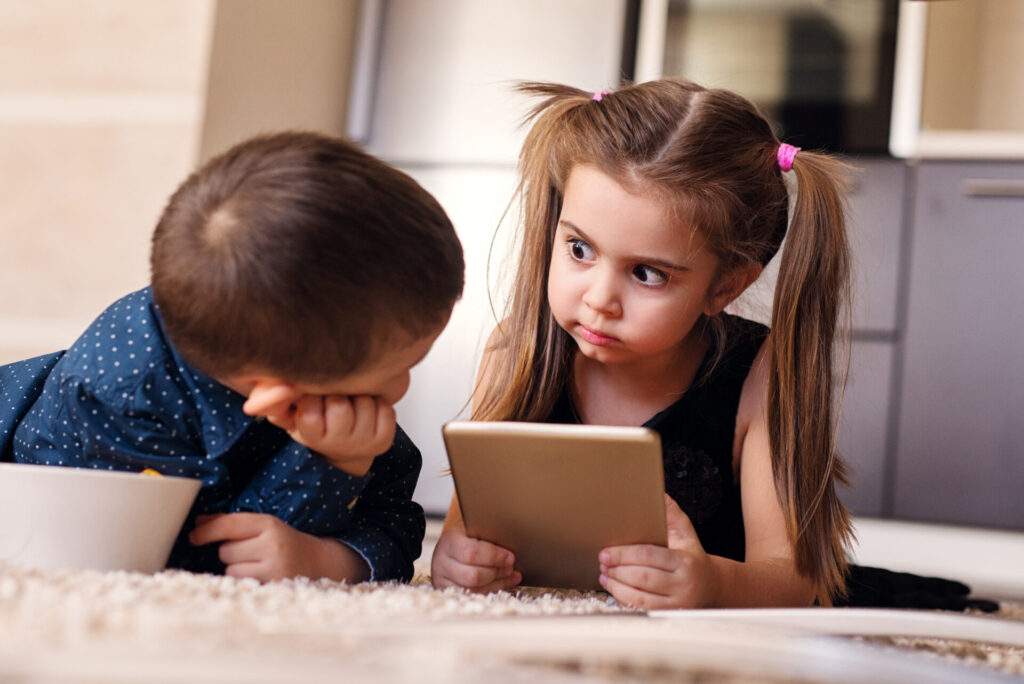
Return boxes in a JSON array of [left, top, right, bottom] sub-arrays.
[[151, 131, 464, 382], [474, 80, 852, 604]]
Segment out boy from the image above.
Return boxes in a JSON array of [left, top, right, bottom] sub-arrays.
[[0, 131, 464, 583]]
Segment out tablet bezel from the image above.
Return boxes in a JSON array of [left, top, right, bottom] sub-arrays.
[[442, 421, 667, 591]]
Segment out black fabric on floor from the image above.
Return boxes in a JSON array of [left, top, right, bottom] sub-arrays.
[[836, 564, 1000, 612]]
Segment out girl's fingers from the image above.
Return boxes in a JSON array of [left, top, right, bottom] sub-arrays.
[[599, 543, 676, 572], [469, 571, 523, 594], [600, 562, 673, 597], [445, 559, 518, 589], [599, 572, 667, 610], [452, 534, 515, 568], [663, 494, 700, 548]]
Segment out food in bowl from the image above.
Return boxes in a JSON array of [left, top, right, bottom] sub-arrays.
[[0, 463, 201, 573]]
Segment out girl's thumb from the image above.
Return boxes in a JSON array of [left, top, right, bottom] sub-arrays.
[[664, 493, 699, 548]]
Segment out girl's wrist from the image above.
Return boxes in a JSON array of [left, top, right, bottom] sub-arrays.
[[703, 555, 731, 608]]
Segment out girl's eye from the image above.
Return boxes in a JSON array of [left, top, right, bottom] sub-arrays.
[[633, 264, 668, 286], [567, 237, 594, 262]]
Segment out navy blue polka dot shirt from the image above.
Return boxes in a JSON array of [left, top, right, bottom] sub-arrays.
[[0, 288, 425, 581]]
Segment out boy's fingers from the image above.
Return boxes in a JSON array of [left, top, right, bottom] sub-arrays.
[[374, 400, 397, 444], [223, 561, 267, 581], [349, 395, 378, 439], [264, 408, 297, 433], [243, 383, 302, 417], [294, 395, 327, 440], [194, 513, 223, 526], [217, 537, 263, 565], [189, 512, 267, 545], [322, 396, 355, 439]]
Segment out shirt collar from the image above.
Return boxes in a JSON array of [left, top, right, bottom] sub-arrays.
[[152, 297, 255, 458]]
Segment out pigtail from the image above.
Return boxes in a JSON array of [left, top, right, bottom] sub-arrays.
[[471, 83, 593, 422], [767, 151, 854, 604]]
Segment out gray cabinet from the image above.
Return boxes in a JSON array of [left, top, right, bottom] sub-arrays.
[[837, 159, 907, 517], [893, 161, 1024, 529], [839, 341, 896, 516], [731, 158, 905, 517]]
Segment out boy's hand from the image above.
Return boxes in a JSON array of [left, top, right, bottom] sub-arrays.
[[189, 513, 370, 583], [431, 520, 521, 593], [598, 494, 718, 609], [243, 383, 396, 476]]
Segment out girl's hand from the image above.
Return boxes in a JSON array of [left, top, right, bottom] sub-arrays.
[[189, 513, 370, 583], [430, 520, 522, 593], [598, 494, 718, 609], [244, 383, 396, 477]]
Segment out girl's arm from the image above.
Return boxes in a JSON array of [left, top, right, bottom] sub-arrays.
[[599, 341, 816, 608], [430, 327, 522, 591], [717, 340, 816, 606]]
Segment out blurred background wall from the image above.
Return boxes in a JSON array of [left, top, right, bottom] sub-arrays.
[[0, 1, 212, 365], [2, 0, 1022, 528], [0, 0, 361, 367], [0, 0, 623, 513]]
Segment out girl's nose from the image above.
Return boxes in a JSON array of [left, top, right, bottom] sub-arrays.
[[582, 269, 622, 318]]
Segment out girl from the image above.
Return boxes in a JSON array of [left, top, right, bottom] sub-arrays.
[[432, 79, 854, 608]]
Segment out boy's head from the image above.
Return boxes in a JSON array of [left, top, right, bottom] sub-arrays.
[[150, 131, 464, 385]]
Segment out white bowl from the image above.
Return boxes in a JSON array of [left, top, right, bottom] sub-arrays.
[[0, 463, 201, 573]]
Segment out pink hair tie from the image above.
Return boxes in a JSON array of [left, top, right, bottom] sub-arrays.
[[777, 143, 801, 172], [592, 89, 611, 102]]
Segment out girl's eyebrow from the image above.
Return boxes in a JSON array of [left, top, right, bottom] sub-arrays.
[[559, 220, 691, 273]]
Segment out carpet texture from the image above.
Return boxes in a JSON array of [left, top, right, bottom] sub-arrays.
[[1, 563, 1021, 683]]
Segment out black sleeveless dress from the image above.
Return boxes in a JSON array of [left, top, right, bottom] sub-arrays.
[[546, 313, 767, 562], [546, 313, 998, 610]]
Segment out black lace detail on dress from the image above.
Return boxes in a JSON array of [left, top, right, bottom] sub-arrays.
[[663, 444, 723, 524]]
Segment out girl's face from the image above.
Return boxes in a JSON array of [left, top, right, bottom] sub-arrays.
[[547, 164, 727, 368]]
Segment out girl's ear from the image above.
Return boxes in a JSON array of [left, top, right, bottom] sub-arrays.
[[704, 263, 763, 317]]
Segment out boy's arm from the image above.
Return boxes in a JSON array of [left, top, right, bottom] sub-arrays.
[[330, 424, 425, 582], [228, 424, 424, 582], [189, 512, 371, 582]]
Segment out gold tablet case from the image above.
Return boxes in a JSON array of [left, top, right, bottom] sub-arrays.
[[443, 421, 667, 591]]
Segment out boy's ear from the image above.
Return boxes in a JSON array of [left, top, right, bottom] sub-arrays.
[[704, 263, 763, 317], [241, 379, 302, 417]]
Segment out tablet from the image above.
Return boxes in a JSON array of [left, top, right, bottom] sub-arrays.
[[442, 421, 667, 591]]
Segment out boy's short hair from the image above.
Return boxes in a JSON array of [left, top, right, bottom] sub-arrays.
[[151, 131, 464, 382]]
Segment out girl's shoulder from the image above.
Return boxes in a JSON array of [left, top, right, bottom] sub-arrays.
[[704, 313, 768, 384], [719, 312, 769, 350]]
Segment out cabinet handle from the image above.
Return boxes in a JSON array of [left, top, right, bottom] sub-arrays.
[[961, 179, 1024, 197]]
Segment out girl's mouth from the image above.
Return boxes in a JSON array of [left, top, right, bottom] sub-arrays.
[[577, 323, 617, 346]]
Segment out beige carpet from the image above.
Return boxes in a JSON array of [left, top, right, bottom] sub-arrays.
[[1, 563, 1021, 683]]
